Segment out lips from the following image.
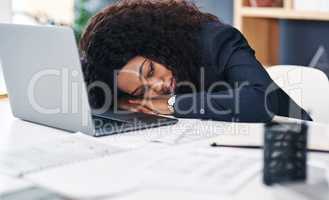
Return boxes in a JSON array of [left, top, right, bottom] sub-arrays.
[[162, 77, 176, 95], [169, 77, 176, 93]]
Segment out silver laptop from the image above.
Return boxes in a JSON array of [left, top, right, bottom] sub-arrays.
[[0, 23, 178, 136]]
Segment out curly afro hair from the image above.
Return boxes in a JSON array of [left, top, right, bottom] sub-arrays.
[[80, 0, 219, 108]]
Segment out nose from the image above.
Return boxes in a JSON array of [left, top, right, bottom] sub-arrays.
[[148, 78, 164, 94]]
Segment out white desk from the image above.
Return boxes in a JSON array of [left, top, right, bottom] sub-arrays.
[[0, 98, 328, 200]]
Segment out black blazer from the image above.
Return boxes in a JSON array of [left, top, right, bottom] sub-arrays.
[[173, 22, 312, 122]]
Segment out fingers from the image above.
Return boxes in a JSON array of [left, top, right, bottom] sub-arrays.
[[128, 99, 145, 105], [134, 106, 157, 115], [128, 98, 169, 115], [140, 107, 158, 115], [130, 100, 157, 112]]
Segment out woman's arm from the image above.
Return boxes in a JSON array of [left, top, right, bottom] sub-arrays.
[[173, 52, 277, 122], [173, 26, 310, 122]]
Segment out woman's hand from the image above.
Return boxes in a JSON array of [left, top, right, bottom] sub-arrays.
[[118, 98, 157, 115], [128, 97, 173, 115]]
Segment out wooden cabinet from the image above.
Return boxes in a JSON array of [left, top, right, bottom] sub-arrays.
[[234, 0, 329, 66]]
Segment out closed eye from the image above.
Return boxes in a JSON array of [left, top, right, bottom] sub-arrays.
[[133, 60, 155, 97], [147, 61, 155, 78]]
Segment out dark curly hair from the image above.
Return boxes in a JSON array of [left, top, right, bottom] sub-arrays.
[[80, 0, 219, 108]]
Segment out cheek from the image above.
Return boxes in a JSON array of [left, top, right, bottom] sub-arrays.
[[117, 74, 138, 93], [117, 76, 128, 91]]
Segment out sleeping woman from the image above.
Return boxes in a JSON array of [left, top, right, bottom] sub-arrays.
[[79, 0, 311, 122]]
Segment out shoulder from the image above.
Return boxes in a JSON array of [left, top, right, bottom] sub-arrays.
[[200, 21, 239, 37], [199, 21, 251, 52], [198, 21, 254, 69]]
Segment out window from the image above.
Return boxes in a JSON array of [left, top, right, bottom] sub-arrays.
[[12, 0, 74, 25]]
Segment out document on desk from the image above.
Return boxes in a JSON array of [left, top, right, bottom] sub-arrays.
[[139, 145, 262, 194], [0, 174, 33, 195], [149, 119, 225, 145], [0, 134, 125, 177], [96, 119, 235, 148], [25, 144, 261, 198], [0, 174, 65, 200], [209, 122, 329, 152]]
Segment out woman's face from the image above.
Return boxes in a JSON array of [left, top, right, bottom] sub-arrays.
[[117, 56, 176, 98]]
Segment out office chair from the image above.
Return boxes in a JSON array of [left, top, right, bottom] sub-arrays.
[[267, 65, 329, 124]]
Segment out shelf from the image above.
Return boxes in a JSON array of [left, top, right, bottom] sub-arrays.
[[241, 7, 329, 21], [235, 0, 329, 66]]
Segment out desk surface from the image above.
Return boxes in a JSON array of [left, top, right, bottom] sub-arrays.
[[0, 99, 328, 200]]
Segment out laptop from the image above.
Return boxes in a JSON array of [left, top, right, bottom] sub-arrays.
[[0, 23, 178, 136]]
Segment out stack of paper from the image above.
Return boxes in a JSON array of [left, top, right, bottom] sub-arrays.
[[209, 120, 329, 152], [0, 135, 125, 177]]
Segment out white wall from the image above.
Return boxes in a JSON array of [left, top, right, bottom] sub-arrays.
[[0, 0, 12, 23]]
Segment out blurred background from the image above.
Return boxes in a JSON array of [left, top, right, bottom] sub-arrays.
[[1, 0, 329, 95], [0, 0, 234, 40]]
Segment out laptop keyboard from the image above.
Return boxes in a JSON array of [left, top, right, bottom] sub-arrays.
[[92, 114, 178, 136]]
